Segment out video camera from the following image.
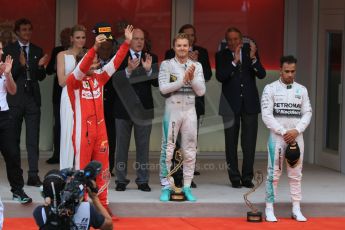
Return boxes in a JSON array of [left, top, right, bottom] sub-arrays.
[[58, 160, 102, 216], [41, 161, 102, 230]]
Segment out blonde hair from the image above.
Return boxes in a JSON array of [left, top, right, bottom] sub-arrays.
[[71, 24, 86, 36], [172, 33, 190, 47]]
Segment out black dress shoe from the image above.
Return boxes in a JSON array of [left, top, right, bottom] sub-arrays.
[[242, 181, 254, 188], [46, 157, 59, 164], [191, 181, 197, 188], [231, 181, 242, 188], [115, 183, 127, 191], [138, 183, 151, 192], [194, 171, 201, 176], [27, 176, 43, 187], [12, 190, 32, 204]]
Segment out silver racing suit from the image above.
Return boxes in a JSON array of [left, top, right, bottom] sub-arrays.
[[261, 79, 312, 203], [159, 57, 205, 188]]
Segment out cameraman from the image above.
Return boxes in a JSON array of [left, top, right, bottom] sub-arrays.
[[33, 169, 113, 230]]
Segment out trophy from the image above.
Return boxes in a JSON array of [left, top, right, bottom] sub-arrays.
[[243, 170, 264, 222], [167, 149, 186, 201]]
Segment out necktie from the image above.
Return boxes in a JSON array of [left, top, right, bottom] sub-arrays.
[[134, 52, 140, 59], [22, 45, 31, 80], [22, 45, 28, 61]]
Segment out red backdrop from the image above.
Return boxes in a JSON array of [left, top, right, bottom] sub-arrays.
[[0, 0, 56, 55], [0, 0, 284, 69], [78, 0, 172, 61], [194, 0, 284, 69]]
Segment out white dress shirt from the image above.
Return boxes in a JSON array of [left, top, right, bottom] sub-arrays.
[[0, 73, 9, 111]]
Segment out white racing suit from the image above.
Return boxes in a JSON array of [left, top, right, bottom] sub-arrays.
[[261, 80, 312, 203], [159, 58, 205, 188]]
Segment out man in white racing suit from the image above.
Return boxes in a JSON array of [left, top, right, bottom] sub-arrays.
[[159, 33, 205, 202], [261, 55, 312, 222]]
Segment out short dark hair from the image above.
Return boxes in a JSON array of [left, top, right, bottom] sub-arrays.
[[14, 18, 32, 34], [280, 55, 297, 67], [178, 24, 195, 34], [173, 33, 190, 47], [225, 27, 242, 40]]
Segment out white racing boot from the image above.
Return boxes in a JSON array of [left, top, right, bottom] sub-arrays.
[[292, 203, 307, 222], [265, 203, 277, 222]]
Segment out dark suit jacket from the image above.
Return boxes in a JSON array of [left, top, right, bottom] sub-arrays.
[[215, 43, 266, 116], [165, 45, 212, 116], [4, 41, 46, 107], [46, 46, 65, 104], [112, 51, 158, 122]]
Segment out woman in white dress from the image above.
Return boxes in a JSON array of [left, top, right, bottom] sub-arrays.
[[57, 25, 86, 169]]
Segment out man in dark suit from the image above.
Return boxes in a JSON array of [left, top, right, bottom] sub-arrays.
[[165, 24, 212, 187], [3, 18, 48, 186], [45, 27, 71, 164], [113, 28, 158, 192], [215, 27, 266, 188]]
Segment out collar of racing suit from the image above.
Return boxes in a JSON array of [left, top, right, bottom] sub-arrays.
[[279, 78, 294, 89]]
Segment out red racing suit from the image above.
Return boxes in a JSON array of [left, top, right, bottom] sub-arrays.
[[67, 42, 129, 207]]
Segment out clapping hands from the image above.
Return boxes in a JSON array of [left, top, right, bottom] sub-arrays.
[[127, 53, 152, 74], [249, 41, 257, 60], [38, 54, 49, 67], [0, 55, 13, 76], [233, 44, 242, 64], [19, 50, 26, 66], [142, 53, 152, 72], [183, 64, 195, 84]]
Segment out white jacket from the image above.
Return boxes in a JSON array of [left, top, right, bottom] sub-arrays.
[[261, 79, 312, 135], [158, 58, 205, 98]]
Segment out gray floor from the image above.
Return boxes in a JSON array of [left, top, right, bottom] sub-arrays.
[[1, 152, 345, 217]]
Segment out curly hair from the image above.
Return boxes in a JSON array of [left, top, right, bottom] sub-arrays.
[[14, 18, 32, 35]]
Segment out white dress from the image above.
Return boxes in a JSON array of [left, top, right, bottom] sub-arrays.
[[60, 54, 76, 169]]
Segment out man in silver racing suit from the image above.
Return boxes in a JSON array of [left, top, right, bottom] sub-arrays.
[[159, 33, 205, 202], [261, 55, 312, 222]]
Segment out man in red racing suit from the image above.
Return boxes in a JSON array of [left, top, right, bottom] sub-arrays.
[[66, 26, 133, 209]]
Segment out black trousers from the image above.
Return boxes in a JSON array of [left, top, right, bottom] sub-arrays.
[[51, 102, 60, 159], [0, 111, 25, 193], [9, 95, 41, 177], [223, 112, 258, 183], [104, 100, 116, 173]]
